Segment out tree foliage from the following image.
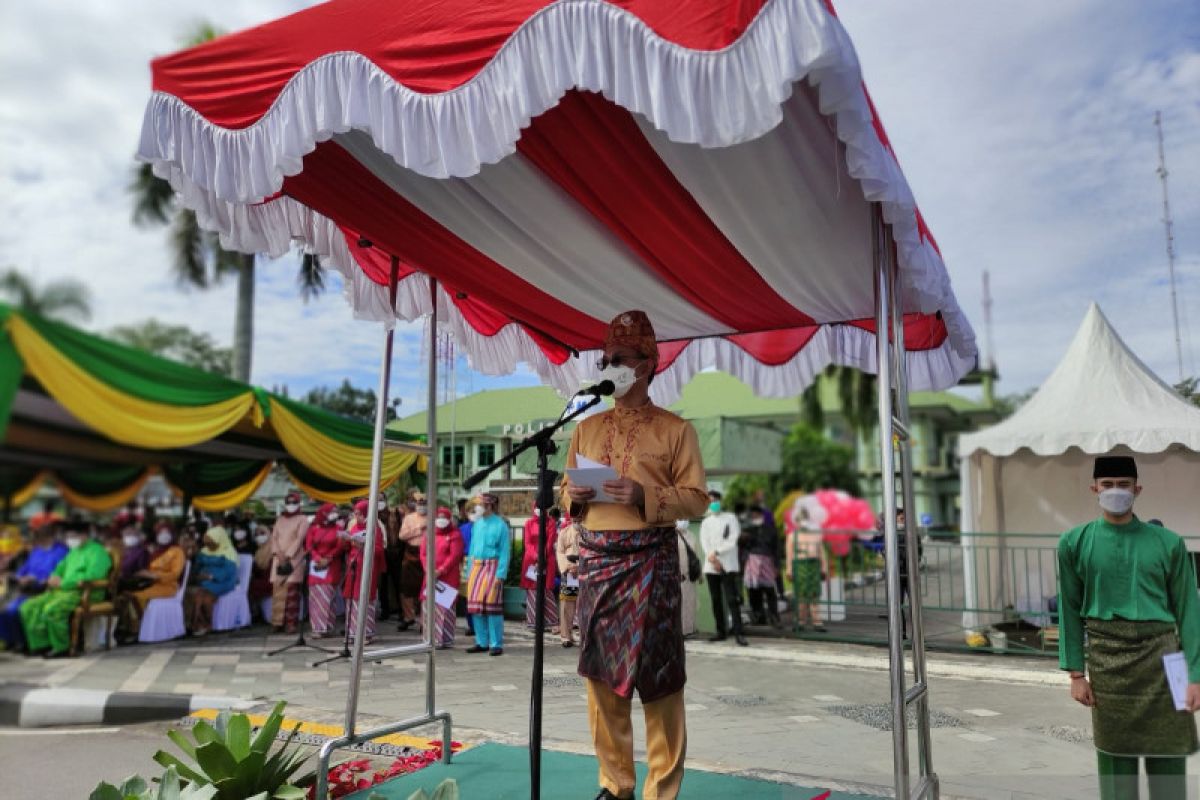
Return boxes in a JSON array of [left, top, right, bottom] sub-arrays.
[[108, 319, 233, 377], [301, 379, 399, 423], [0, 267, 92, 322], [727, 423, 861, 510], [800, 367, 877, 436]]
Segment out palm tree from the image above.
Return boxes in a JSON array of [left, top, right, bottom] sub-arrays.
[[0, 268, 92, 323], [129, 22, 324, 382], [800, 366, 878, 438]]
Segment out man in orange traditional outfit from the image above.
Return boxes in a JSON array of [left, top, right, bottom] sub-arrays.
[[563, 311, 708, 800]]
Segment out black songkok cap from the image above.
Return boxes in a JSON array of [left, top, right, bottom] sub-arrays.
[[1093, 456, 1137, 480]]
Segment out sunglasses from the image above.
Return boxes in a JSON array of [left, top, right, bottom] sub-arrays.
[[595, 353, 647, 370]]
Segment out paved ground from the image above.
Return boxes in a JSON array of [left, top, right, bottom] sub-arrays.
[[1, 621, 1196, 799]]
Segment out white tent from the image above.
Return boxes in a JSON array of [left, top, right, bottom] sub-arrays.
[[958, 303, 1200, 631]]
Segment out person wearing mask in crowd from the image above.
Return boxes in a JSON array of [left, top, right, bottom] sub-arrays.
[[675, 519, 701, 638], [1058, 456, 1200, 798], [117, 522, 187, 641], [20, 522, 112, 658], [520, 502, 560, 632], [397, 493, 427, 632], [700, 490, 747, 646], [248, 524, 275, 621], [0, 527, 67, 651], [464, 493, 510, 656], [230, 515, 255, 555], [420, 507, 465, 649], [342, 499, 386, 645], [305, 502, 346, 638], [554, 511, 581, 648], [742, 504, 781, 627], [456, 498, 475, 637], [28, 499, 62, 533], [184, 526, 239, 636], [380, 494, 404, 622], [115, 525, 150, 587], [270, 491, 308, 634]]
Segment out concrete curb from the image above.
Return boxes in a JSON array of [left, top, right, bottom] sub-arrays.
[[0, 682, 251, 728]]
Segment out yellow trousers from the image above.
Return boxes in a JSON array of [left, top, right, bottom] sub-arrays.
[[586, 679, 686, 800]]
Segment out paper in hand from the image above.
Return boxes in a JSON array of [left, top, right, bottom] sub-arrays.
[[1163, 651, 1188, 711], [434, 581, 458, 610], [567, 454, 619, 503]]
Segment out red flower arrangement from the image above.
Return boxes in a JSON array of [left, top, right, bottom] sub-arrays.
[[316, 740, 464, 799]]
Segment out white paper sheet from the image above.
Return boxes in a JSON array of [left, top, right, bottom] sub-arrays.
[[434, 581, 458, 610], [567, 454, 619, 502], [525, 565, 538, 582], [563, 573, 580, 588], [308, 565, 329, 580], [1163, 651, 1189, 711]]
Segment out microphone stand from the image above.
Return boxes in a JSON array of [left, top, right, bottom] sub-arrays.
[[461, 392, 604, 800], [267, 555, 337, 658]]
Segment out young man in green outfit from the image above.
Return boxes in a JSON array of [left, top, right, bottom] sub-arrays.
[[20, 523, 112, 657], [1058, 455, 1200, 798]]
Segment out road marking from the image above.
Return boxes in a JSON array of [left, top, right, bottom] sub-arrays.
[[119, 651, 173, 693], [684, 704, 707, 712], [234, 662, 283, 674], [281, 670, 327, 684], [958, 732, 997, 743], [173, 683, 206, 694], [185, 667, 212, 676], [789, 715, 822, 723], [192, 654, 239, 666], [813, 694, 843, 702], [491, 684, 518, 692], [712, 686, 740, 694], [0, 727, 122, 736], [45, 656, 97, 687], [964, 708, 1001, 717]]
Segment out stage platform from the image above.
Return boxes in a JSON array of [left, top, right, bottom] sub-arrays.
[[352, 742, 876, 799]]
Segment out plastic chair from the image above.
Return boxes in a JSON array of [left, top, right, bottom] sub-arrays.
[[139, 561, 190, 643], [212, 555, 253, 632]]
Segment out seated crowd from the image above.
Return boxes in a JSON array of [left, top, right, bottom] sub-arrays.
[[0, 488, 448, 658]]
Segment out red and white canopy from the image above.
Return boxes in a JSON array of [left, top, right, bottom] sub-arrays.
[[138, 0, 977, 403]]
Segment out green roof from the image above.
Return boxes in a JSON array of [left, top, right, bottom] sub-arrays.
[[390, 371, 992, 435]]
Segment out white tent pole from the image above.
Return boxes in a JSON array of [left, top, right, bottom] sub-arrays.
[[424, 276, 448, 758], [872, 204, 910, 797], [960, 454, 980, 633]]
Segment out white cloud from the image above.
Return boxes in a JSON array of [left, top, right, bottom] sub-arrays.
[[1, 0, 1195, 422]]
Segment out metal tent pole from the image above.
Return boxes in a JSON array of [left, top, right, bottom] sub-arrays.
[[424, 277, 451, 761], [885, 224, 938, 798], [873, 204, 910, 798], [314, 267, 452, 799]]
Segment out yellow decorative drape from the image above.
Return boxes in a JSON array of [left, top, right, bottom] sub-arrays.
[[282, 464, 402, 505], [7, 315, 261, 450], [186, 462, 274, 512], [8, 471, 47, 508], [268, 398, 418, 486], [55, 470, 152, 512]]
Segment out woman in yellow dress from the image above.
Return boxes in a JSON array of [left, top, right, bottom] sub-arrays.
[[117, 522, 186, 639]]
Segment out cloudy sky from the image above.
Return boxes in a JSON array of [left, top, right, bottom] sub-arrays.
[[1, 1, 1197, 416]]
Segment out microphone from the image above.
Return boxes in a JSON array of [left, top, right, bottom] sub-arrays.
[[576, 380, 615, 398]]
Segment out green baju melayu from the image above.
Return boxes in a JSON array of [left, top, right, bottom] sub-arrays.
[[19, 539, 111, 655], [1058, 516, 1200, 799]]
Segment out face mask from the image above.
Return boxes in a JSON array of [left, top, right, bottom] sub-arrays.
[[415, 505, 428, 515], [435, 518, 451, 530], [254, 534, 269, 546], [327, 513, 339, 524], [123, 534, 141, 548], [66, 537, 83, 550], [1098, 488, 1136, 515], [336, 518, 347, 529], [473, 504, 485, 517], [708, 502, 721, 514], [378, 500, 387, 511], [233, 529, 247, 541], [468, 511, 480, 522], [284, 503, 300, 514], [598, 363, 639, 399], [156, 531, 173, 546]]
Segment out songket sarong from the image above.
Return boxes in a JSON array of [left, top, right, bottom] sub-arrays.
[[577, 526, 684, 703], [1086, 618, 1198, 757], [308, 584, 337, 635], [525, 587, 560, 629], [793, 557, 821, 600], [743, 554, 778, 589], [424, 603, 455, 647], [466, 559, 503, 617], [346, 599, 378, 641]]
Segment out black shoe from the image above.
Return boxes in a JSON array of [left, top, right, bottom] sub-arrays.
[[735, 635, 749, 647], [489, 647, 504, 656], [813, 624, 828, 633], [397, 620, 413, 632], [561, 640, 575, 648], [44, 649, 70, 659], [594, 789, 631, 800], [465, 644, 488, 653], [26, 647, 50, 658], [707, 634, 727, 643]]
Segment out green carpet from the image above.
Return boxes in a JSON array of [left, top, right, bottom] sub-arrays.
[[352, 742, 876, 799]]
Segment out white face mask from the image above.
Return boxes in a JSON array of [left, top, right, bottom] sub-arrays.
[[415, 505, 428, 515], [123, 534, 141, 548], [598, 363, 639, 399], [435, 518, 451, 530], [233, 528, 247, 541], [284, 503, 300, 514], [1098, 488, 1136, 516], [156, 531, 173, 546], [472, 504, 485, 517], [255, 534, 270, 545], [327, 513, 339, 524], [378, 500, 388, 511], [66, 537, 83, 550]]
